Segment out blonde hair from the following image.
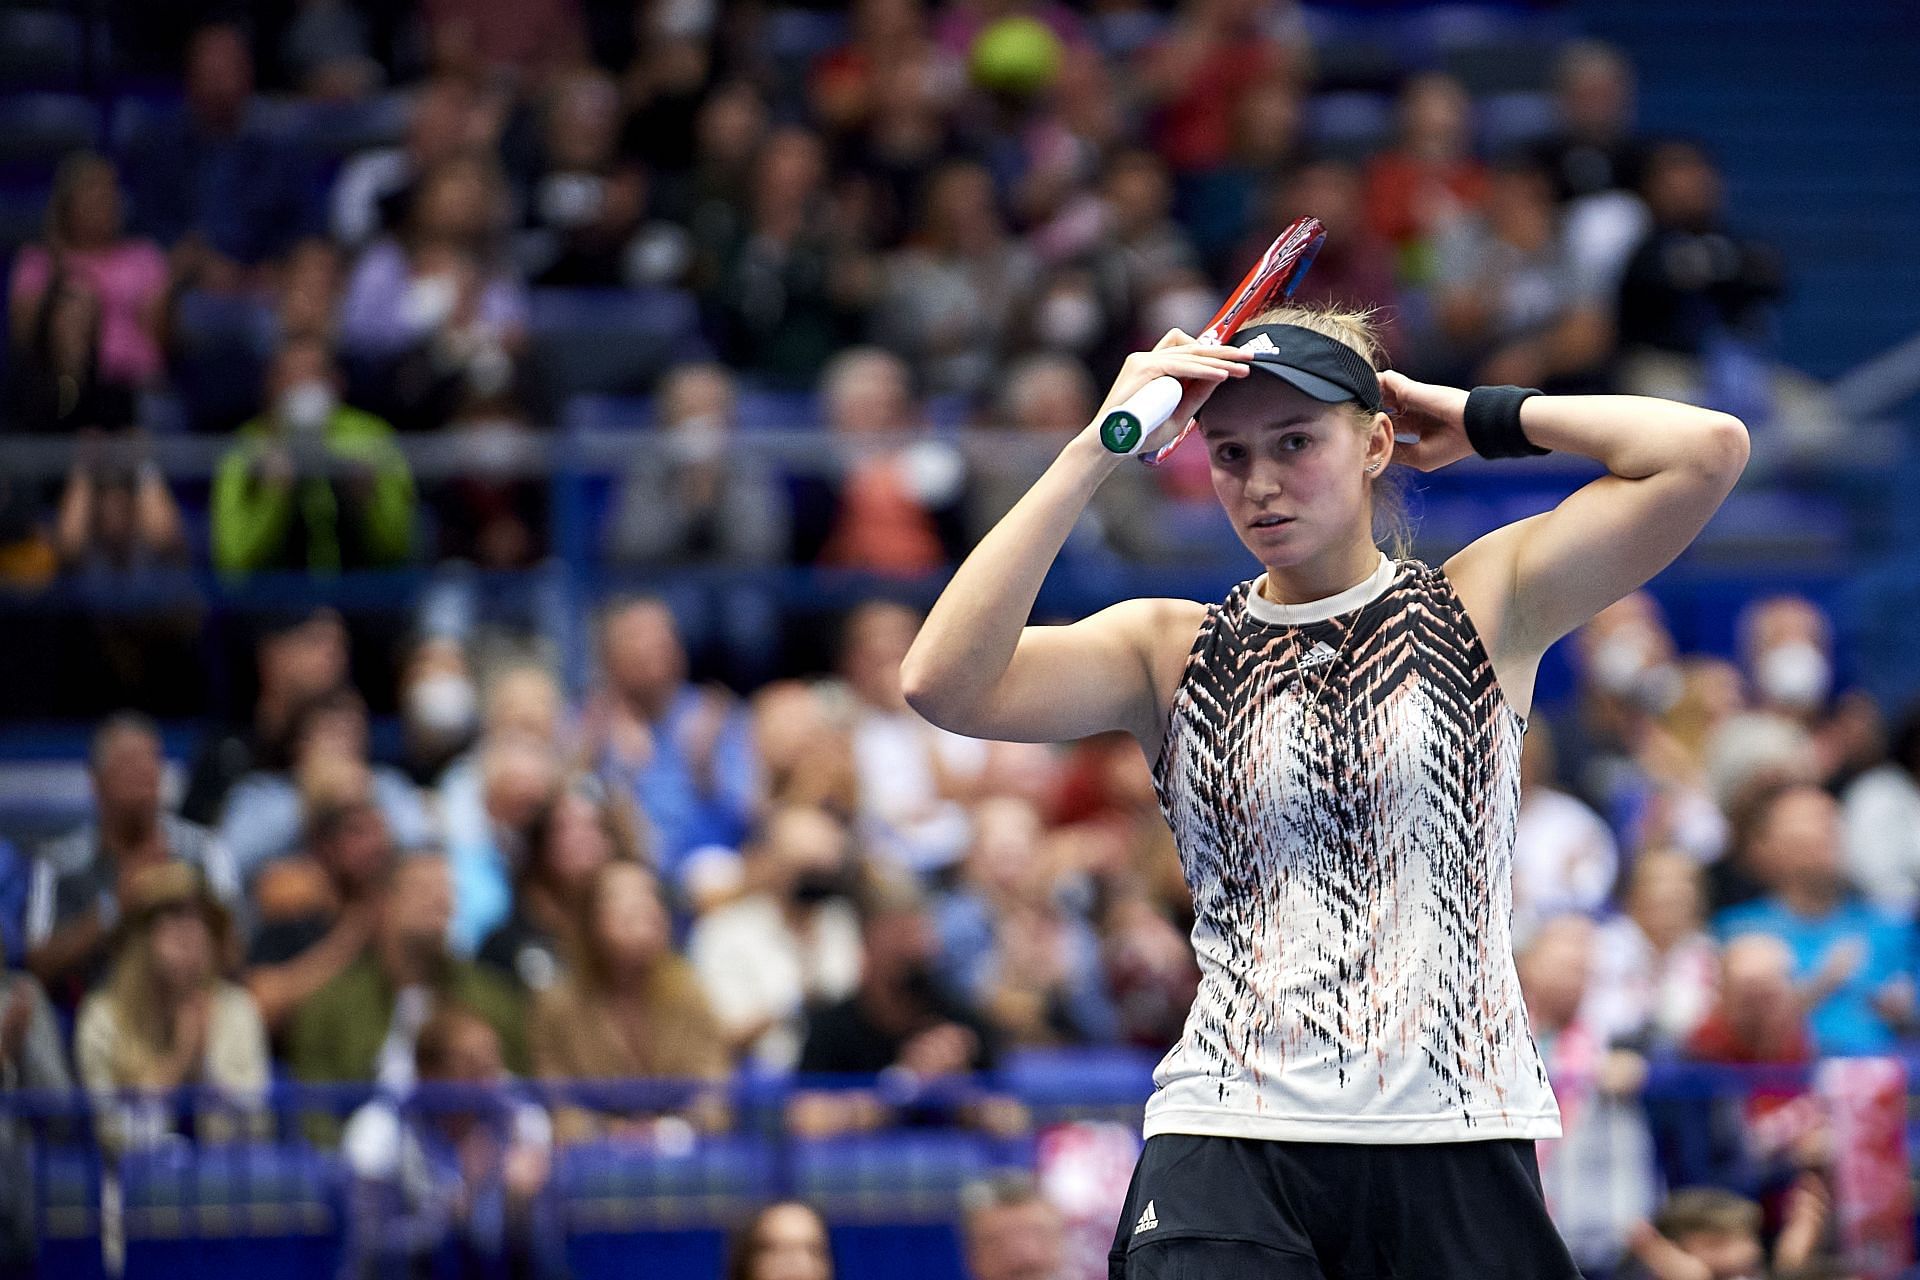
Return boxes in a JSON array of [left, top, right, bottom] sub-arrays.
[[1235, 303, 1410, 558]]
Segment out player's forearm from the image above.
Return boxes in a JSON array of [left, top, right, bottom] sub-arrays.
[[1518, 394, 1749, 486], [902, 429, 1119, 723]]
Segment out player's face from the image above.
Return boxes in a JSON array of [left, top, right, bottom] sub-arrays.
[[1199, 380, 1375, 570]]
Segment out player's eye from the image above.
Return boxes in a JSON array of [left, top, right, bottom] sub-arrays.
[[1214, 443, 1246, 464], [1279, 433, 1311, 452]]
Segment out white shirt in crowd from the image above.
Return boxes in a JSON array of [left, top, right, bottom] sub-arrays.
[[688, 894, 862, 1071], [1511, 786, 1619, 947], [1844, 763, 1920, 915]]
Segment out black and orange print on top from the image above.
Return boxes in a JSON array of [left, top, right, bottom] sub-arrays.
[[1146, 555, 1561, 1144]]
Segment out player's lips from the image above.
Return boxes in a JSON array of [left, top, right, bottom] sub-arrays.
[[1248, 513, 1294, 529]]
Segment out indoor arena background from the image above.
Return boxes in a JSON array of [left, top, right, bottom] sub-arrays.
[[2, 1, 1919, 1278]]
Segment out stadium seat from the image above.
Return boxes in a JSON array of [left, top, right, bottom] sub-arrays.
[[526, 287, 713, 403], [562, 394, 655, 435], [555, 1134, 777, 1231], [793, 1131, 1034, 1223], [1004, 1048, 1158, 1110], [0, 93, 102, 171], [119, 1142, 345, 1280], [1477, 90, 1560, 155], [0, 10, 85, 91], [1302, 92, 1396, 163]]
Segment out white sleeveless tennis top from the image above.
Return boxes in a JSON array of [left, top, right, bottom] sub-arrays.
[[1145, 553, 1561, 1144]]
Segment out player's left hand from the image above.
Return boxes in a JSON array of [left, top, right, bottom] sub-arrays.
[[1379, 370, 1473, 473]]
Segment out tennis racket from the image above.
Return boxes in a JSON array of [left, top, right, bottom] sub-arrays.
[[1098, 215, 1326, 466]]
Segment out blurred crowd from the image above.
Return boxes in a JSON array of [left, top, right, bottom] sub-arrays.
[[2, 578, 1918, 1276], [0, 1, 1901, 1279], [0, 2, 1833, 669]]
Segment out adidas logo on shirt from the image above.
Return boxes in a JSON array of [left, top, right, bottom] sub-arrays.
[[1133, 1201, 1159, 1235], [1298, 641, 1339, 669]]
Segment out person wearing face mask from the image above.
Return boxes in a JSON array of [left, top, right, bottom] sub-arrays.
[[212, 336, 417, 576], [688, 804, 865, 1069], [1724, 595, 1883, 793], [399, 636, 482, 787]]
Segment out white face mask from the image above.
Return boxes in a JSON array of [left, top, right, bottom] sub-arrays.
[[1756, 641, 1830, 710], [406, 672, 478, 738], [670, 414, 728, 465], [1591, 628, 1682, 713], [279, 381, 336, 434], [1035, 288, 1104, 352], [1145, 287, 1215, 339]]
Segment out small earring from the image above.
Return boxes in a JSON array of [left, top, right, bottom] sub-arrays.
[[1366, 462, 1382, 474]]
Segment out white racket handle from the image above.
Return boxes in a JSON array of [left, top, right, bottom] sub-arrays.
[[1097, 376, 1184, 457]]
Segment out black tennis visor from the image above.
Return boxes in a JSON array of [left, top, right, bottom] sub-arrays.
[[1219, 322, 1383, 414]]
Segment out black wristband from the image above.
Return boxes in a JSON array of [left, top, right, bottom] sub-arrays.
[[1463, 385, 1549, 460]]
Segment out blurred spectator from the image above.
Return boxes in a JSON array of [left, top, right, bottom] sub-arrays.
[[75, 863, 269, 1155], [587, 598, 757, 886], [289, 853, 527, 1086], [607, 363, 789, 567], [438, 662, 566, 839], [1178, 75, 1305, 270], [522, 70, 685, 288], [1731, 596, 1881, 790], [120, 24, 322, 276], [1100, 886, 1200, 1049], [874, 160, 1034, 398], [708, 127, 873, 388], [182, 606, 351, 825], [396, 636, 481, 787], [1431, 158, 1612, 391], [1511, 718, 1619, 946], [212, 336, 418, 575], [812, 347, 968, 572], [418, 0, 587, 88], [1844, 702, 1920, 914], [604, 362, 789, 685], [1, 961, 71, 1273], [1535, 42, 1653, 302], [279, 0, 382, 99], [338, 152, 527, 430], [793, 881, 1005, 1137], [1090, 151, 1201, 332], [27, 712, 238, 1010], [1139, 0, 1305, 177], [275, 236, 348, 349], [1715, 784, 1916, 1055], [1624, 1182, 1830, 1280], [1586, 849, 1718, 1053], [54, 437, 188, 576], [808, 0, 946, 142], [1616, 141, 1837, 455], [1236, 160, 1402, 360], [689, 805, 864, 1070], [1522, 914, 1658, 1275], [8, 153, 168, 408], [217, 685, 433, 879], [445, 733, 559, 954], [751, 681, 861, 820], [331, 78, 498, 249], [960, 1173, 1068, 1280], [531, 861, 729, 1140], [244, 788, 391, 1033], [432, 392, 552, 570], [839, 600, 985, 880], [724, 1200, 835, 1280], [937, 796, 1117, 1047], [1363, 73, 1487, 275], [479, 777, 639, 992], [1537, 41, 1646, 203], [1688, 937, 1812, 1068], [341, 1006, 566, 1280], [1566, 594, 1727, 860]]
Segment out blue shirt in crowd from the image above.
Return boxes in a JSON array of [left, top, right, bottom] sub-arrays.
[[1715, 896, 1915, 1056]]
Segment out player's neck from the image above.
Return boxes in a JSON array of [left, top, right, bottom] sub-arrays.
[[1260, 540, 1385, 609]]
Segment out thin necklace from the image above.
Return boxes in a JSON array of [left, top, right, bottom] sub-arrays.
[[1293, 609, 1362, 731]]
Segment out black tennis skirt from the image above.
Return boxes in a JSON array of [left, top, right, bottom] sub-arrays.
[[1108, 1132, 1584, 1280]]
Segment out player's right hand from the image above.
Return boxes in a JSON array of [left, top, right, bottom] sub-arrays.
[[1090, 329, 1252, 456]]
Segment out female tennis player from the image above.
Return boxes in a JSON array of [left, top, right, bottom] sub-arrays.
[[900, 309, 1749, 1279]]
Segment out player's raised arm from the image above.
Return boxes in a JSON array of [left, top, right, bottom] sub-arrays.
[[1388, 372, 1751, 659], [900, 331, 1250, 745]]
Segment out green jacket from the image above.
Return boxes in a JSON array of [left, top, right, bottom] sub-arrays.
[[212, 407, 415, 574], [287, 954, 529, 1086]]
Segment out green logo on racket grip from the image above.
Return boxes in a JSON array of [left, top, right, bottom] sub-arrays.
[[1101, 412, 1143, 454]]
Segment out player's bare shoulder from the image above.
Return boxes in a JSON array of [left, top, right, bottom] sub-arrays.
[[1086, 595, 1208, 749]]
